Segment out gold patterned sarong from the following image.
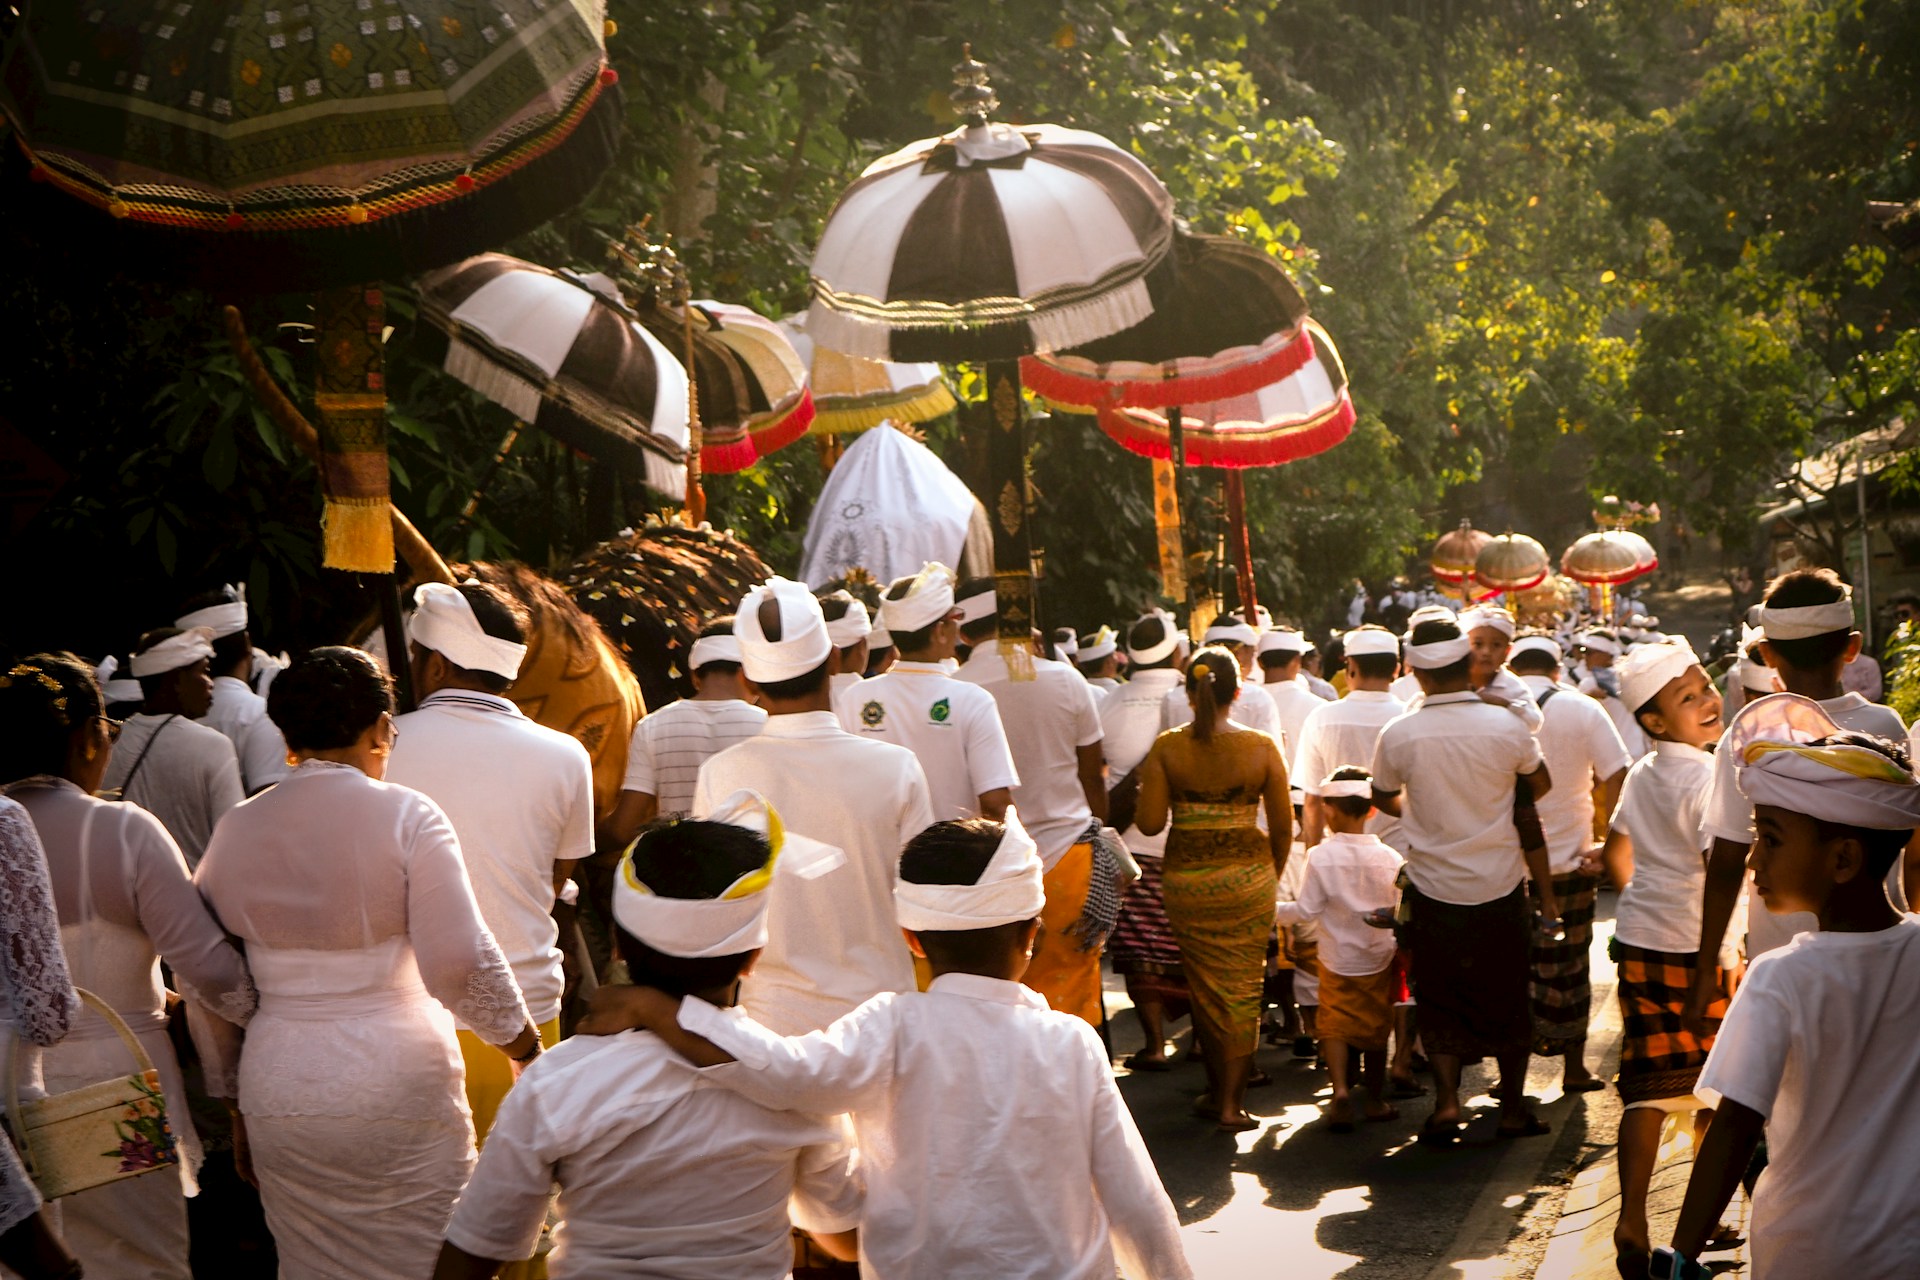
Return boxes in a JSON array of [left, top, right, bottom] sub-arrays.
[[1162, 798, 1275, 1059]]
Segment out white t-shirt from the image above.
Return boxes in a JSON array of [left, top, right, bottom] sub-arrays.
[[1577, 673, 1651, 760], [1098, 668, 1183, 857], [1696, 917, 1920, 1280], [1518, 675, 1633, 872], [1701, 691, 1910, 958], [836, 660, 1019, 822], [444, 1030, 861, 1278], [99, 712, 243, 869], [1387, 672, 1422, 703], [1264, 677, 1329, 774], [1273, 832, 1403, 976], [957, 650, 1103, 869], [387, 690, 595, 1026], [1610, 740, 1722, 956], [1290, 689, 1407, 852], [621, 697, 768, 820], [1369, 691, 1543, 905], [203, 675, 291, 793]]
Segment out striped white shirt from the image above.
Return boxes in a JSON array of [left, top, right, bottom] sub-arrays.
[[621, 698, 768, 819]]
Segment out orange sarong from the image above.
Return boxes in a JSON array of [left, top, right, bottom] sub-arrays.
[[1022, 841, 1104, 1027], [1315, 965, 1395, 1051]]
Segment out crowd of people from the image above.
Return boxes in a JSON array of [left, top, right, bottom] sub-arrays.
[[1, 560, 1916, 1280]]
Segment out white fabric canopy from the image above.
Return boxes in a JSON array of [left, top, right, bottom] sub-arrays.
[[799, 426, 989, 588]]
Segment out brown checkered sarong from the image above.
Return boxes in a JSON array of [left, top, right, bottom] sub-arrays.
[[1529, 869, 1600, 1055], [1614, 943, 1728, 1103], [1404, 881, 1532, 1060]]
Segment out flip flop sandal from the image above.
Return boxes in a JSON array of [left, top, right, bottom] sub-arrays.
[[1247, 1067, 1273, 1088], [1704, 1224, 1746, 1251], [1495, 1115, 1552, 1139], [1122, 1051, 1172, 1073], [1389, 1078, 1428, 1098], [1562, 1078, 1607, 1093], [1416, 1119, 1464, 1148], [1365, 1105, 1402, 1123], [1216, 1112, 1261, 1134]]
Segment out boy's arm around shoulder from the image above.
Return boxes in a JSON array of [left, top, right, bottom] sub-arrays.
[[1080, 1022, 1195, 1280], [677, 992, 901, 1116]]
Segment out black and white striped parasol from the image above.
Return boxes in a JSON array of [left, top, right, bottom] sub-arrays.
[[415, 253, 690, 501]]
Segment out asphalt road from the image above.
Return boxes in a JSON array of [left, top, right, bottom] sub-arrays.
[[1108, 894, 1628, 1279]]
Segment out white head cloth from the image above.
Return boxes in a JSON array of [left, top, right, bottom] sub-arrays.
[[1617, 636, 1700, 713], [1404, 604, 1455, 637], [1078, 626, 1118, 663], [1257, 627, 1309, 656], [613, 790, 782, 958], [1510, 635, 1563, 664], [174, 584, 248, 639], [94, 656, 144, 703], [1459, 606, 1517, 639], [1753, 587, 1855, 641], [1576, 629, 1621, 656], [1736, 652, 1780, 695], [894, 807, 1046, 932], [820, 592, 872, 648], [1319, 775, 1374, 799], [1205, 619, 1260, 649], [1340, 628, 1399, 658], [688, 634, 743, 671], [1127, 609, 1181, 664], [1255, 606, 1274, 628], [1730, 695, 1920, 830], [408, 582, 528, 680], [129, 627, 216, 678], [868, 623, 894, 651], [736, 577, 832, 684], [1405, 633, 1471, 670], [879, 562, 958, 633], [1052, 628, 1079, 659], [955, 583, 997, 625]]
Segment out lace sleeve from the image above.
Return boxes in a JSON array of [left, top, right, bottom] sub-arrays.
[[0, 798, 79, 1046], [405, 800, 532, 1046]]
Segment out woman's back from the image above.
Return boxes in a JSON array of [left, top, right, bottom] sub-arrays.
[[1155, 727, 1282, 807]]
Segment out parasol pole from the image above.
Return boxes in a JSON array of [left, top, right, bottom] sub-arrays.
[[677, 272, 706, 527], [454, 421, 525, 530], [1168, 400, 1205, 629], [1224, 469, 1258, 621], [985, 360, 1038, 678]]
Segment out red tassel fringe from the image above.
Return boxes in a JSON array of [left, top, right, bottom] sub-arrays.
[[704, 392, 817, 475], [1021, 327, 1315, 410], [1094, 396, 1355, 470]]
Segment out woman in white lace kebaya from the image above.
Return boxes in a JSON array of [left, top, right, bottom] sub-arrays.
[[0, 793, 82, 1279], [2, 655, 256, 1280], [195, 648, 540, 1280]]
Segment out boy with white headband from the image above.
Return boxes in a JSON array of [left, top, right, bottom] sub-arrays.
[[1256, 626, 1330, 787], [1387, 605, 1456, 702], [1370, 618, 1556, 1146], [435, 795, 863, 1278], [1718, 625, 1779, 719], [1575, 628, 1649, 758], [695, 577, 935, 1035], [817, 590, 873, 707], [1075, 626, 1123, 700], [176, 584, 291, 793], [101, 625, 244, 867], [839, 563, 1017, 824], [1660, 701, 1920, 1280], [388, 580, 596, 1141], [1684, 568, 1910, 1030], [578, 812, 1193, 1280], [1584, 637, 1735, 1273], [602, 620, 768, 850]]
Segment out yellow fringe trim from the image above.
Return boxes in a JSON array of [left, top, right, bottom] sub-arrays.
[[321, 500, 395, 574], [810, 383, 959, 435], [1000, 636, 1036, 682]]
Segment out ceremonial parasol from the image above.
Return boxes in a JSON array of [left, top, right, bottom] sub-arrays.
[[414, 253, 691, 501], [805, 46, 1176, 660], [1561, 529, 1658, 619], [1431, 519, 1493, 592], [780, 314, 956, 436], [691, 300, 815, 473], [1474, 533, 1552, 595]]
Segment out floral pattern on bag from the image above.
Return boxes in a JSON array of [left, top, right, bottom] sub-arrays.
[[104, 1072, 178, 1173]]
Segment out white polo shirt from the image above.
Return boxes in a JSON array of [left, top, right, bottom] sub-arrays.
[[99, 712, 244, 869], [620, 697, 767, 820], [388, 690, 595, 1026], [837, 660, 1019, 822], [1265, 676, 1329, 772], [1518, 675, 1633, 872], [1291, 688, 1407, 851], [958, 649, 1103, 869], [202, 675, 291, 793], [1369, 691, 1542, 905], [1098, 668, 1183, 857]]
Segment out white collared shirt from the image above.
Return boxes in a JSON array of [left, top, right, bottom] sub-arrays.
[[620, 697, 767, 819], [444, 1029, 862, 1278], [1098, 668, 1185, 856], [388, 690, 595, 1025], [1610, 739, 1723, 955], [1263, 676, 1330, 774], [836, 660, 1018, 822], [1274, 832, 1403, 976], [956, 650, 1103, 869], [1701, 691, 1910, 957], [98, 712, 244, 869], [1577, 673, 1650, 759], [203, 675, 291, 793], [1291, 688, 1407, 851], [679, 973, 1193, 1280], [1370, 691, 1543, 905], [1163, 681, 1283, 745], [1518, 674, 1633, 872], [693, 711, 934, 1035]]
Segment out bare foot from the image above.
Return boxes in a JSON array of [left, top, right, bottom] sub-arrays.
[[1363, 1098, 1400, 1122], [1327, 1095, 1356, 1131], [1217, 1110, 1260, 1133]]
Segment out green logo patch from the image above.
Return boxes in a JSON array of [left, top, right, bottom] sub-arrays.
[[930, 698, 951, 723]]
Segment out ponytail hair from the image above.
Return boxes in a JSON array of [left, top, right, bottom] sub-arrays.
[[1186, 644, 1241, 744]]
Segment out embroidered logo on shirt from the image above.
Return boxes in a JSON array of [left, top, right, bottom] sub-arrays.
[[929, 698, 951, 724], [861, 700, 886, 727]]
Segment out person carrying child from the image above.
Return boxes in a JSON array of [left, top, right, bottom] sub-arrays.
[[1274, 766, 1405, 1132], [1658, 697, 1920, 1280], [432, 792, 863, 1279], [1587, 638, 1737, 1276], [576, 809, 1193, 1280]]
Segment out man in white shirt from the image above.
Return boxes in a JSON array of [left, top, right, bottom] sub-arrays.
[[695, 577, 935, 1036], [387, 581, 597, 1140], [1508, 634, 1632, 1090], [601, 622, 767, 850], [1256, 627, 1329, 784], [1371, 618, 1556, 1143], [956, 583, 1111, 1027], [1293, 626, 1407, 851], [819, 589, 873, 707], [1575, 628, 1649, 759], [1684, 568, 1912, 1028], [101, 627, 244, 869], [175, 584, 290, 793], [436, 801, 862, 1279], [838, 564, 1017, 823], [1075, 626, 1123, 703], [1164, 616, 1281, 744], [1388, 605, 1457, 702]]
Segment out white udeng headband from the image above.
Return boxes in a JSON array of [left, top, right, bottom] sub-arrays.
[[955, 589, 997, 625], [688, 634, 743, 671], [879, 562, 958, 633], [1576, 631, 1620, 656], [1753, 590, 1854, 641], [1318, 777, 1374, 799], [736, 577, 833, 684], [824, 598, 872, 648], [408, 583, 528, 680], [1617, 637, 1699, 713], [1459, 607, 1516, 639], [174, 585, 248, 639], [1127, 609, 1181, 664], [1509, 635, 1562, 663], [1078, 626, 1118, 663], [612, 790, 782, 959], [1405, 635, 1471, 669], [129, 627, 216, 678], [1257, 627, 1308, 655], [895, 806, 1047, 932], [1205, 621, 1259, 648], [1340, 629, 1399, 658]]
